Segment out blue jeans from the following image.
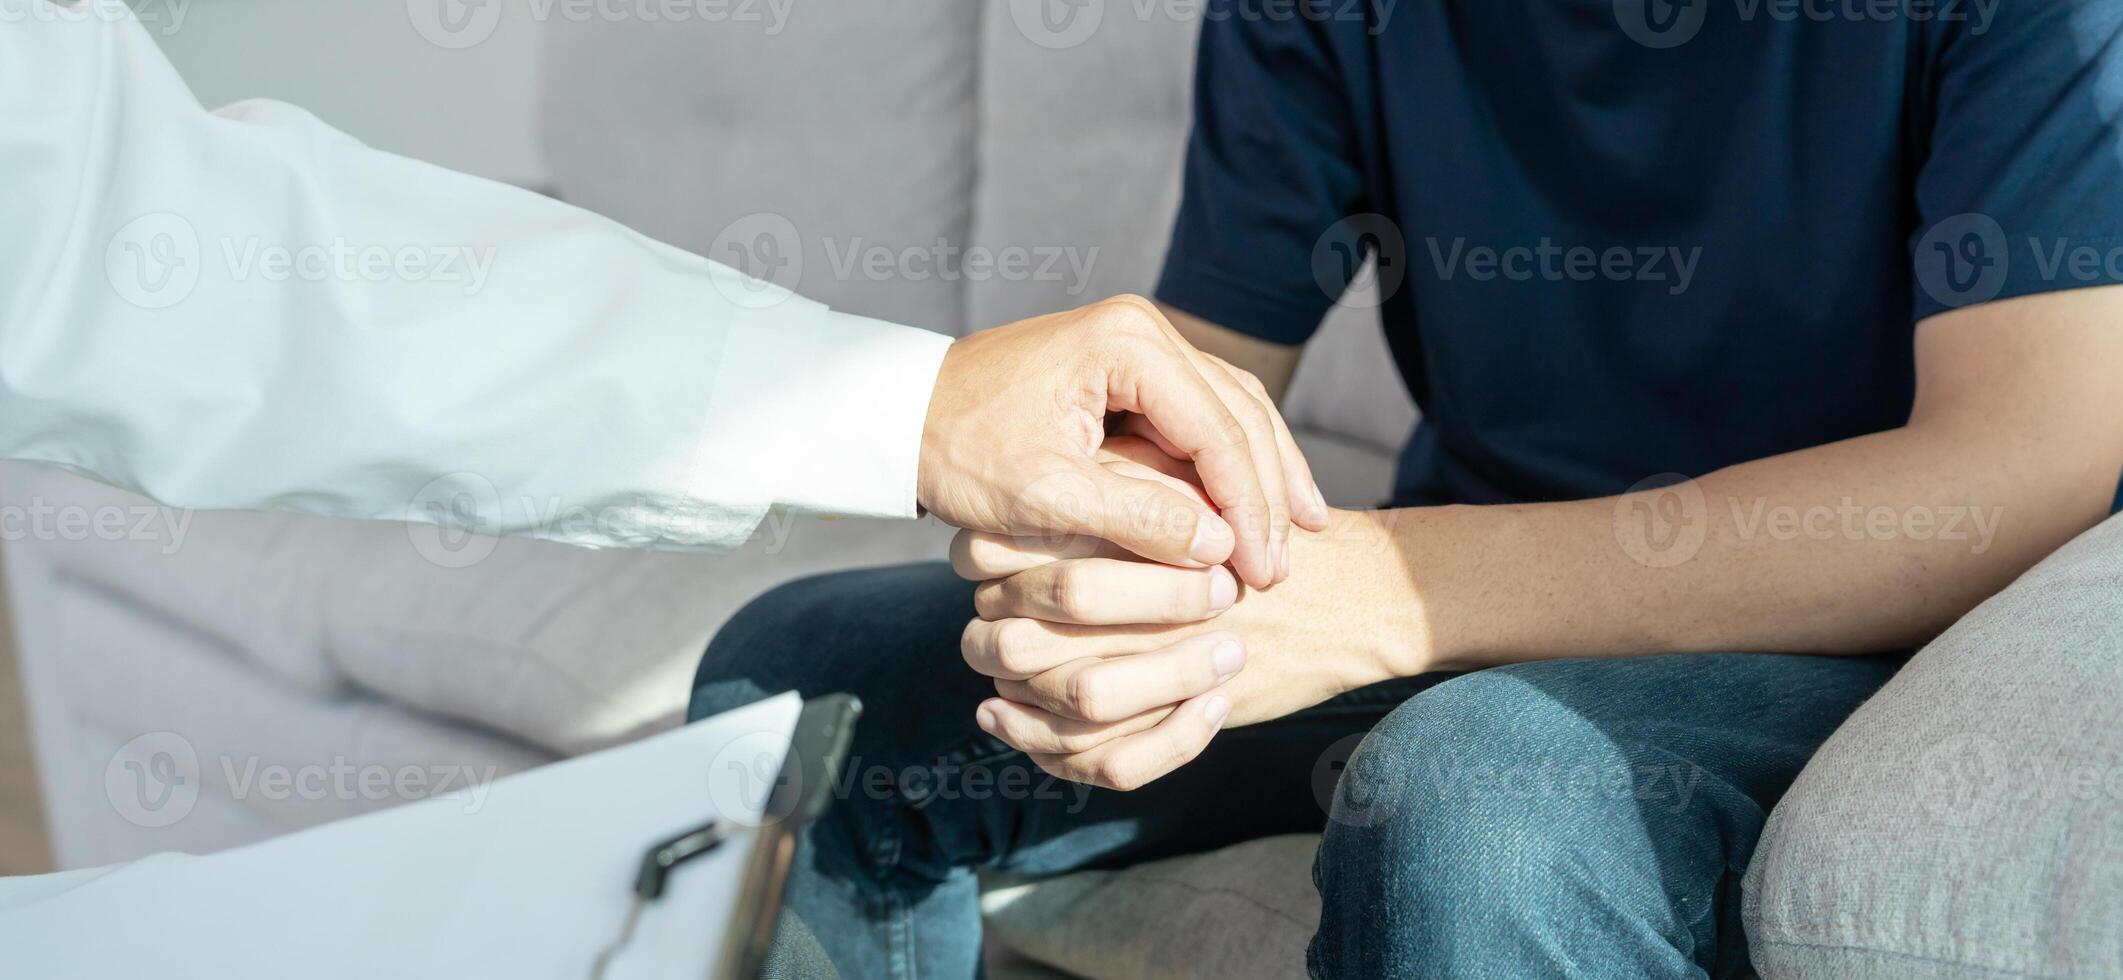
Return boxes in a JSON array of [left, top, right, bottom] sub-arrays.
[[689, 563, 1901, 979]]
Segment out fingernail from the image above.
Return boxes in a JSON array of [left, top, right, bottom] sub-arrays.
[[1204, 694, 1232, 729], [1311, 484, 1330, 522], [1275, 538, 1291, 580], [976, 705, 999, 734], [1208, 567, 1238, 612], [1212, 639, 1246, 681], [1189, 515, 1235, 565]]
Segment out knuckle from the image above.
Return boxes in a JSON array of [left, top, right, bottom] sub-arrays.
[[992, 619, 1041, 675], [1065, 668, 1120, 722], [1093, 295, 1159, 335], [1106, 293, 1156, 315], [1214, 411, 1251, 452], [1095, 756, 1144, 792], [1046, 569, 1091, 620], [973, 581, 1005, 621]]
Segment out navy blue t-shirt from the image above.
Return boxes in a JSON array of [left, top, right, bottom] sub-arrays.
[[1157, 0, 2123, 507]]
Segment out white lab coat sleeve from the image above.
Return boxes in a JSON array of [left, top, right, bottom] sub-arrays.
[[0, 0, 953, 551]]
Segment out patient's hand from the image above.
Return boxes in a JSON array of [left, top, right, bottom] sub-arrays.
[[952, 443, 1428, 791]]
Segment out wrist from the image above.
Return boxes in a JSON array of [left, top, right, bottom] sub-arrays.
[[1309, 508, 1437, 685], [915, 338, 967, 518]]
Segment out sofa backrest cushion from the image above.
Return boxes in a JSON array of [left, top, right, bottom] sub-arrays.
[[540, 2, 980, 335]]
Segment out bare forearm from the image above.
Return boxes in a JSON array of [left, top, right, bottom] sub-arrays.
[[1350, 290, 2123, 673], [1382, 420, 2113, 674]]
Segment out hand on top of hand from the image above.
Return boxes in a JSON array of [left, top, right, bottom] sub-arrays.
[[917, 295, 1330, 590], [951, 438, 1423, 792]]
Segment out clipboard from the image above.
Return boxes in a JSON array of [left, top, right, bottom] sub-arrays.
[[592, 695, 861, 980], [0, 692, 843, 980], [716, 693, 859, 979]]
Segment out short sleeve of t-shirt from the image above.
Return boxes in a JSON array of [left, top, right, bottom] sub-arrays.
[[1155, 3, 1371, 346], [1910, 0, 2123, 320]]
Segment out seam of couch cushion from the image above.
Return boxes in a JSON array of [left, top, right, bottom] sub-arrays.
[[57, 569, 354, 700], [1064, 872, 1314, 929], [1751, 937, 2064, 980], [338, 622, 686, 754]]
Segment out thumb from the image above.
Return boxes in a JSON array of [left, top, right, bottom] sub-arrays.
[[1004, 459, 1235, 568]]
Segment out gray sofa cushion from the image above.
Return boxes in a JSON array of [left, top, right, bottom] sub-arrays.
[[540, 3, 978, 335], [1744, 511, 2123, 979], [981, 834, 1322, 980]]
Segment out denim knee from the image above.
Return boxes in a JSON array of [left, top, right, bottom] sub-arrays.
[[1310, 664, 1717, 978], [689, 561, 979, 726]]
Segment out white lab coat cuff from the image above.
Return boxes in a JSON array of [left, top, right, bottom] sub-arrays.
[[702, 307, 953, 520]]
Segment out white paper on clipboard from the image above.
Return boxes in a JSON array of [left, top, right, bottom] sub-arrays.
[[0, 692, 805, 980]]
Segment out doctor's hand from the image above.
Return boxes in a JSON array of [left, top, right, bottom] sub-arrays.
[[918, 295, 1328, 589]]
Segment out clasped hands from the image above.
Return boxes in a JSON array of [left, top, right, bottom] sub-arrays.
[[914, 295, 1423, 789], [952, 437, 1418, 791]]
